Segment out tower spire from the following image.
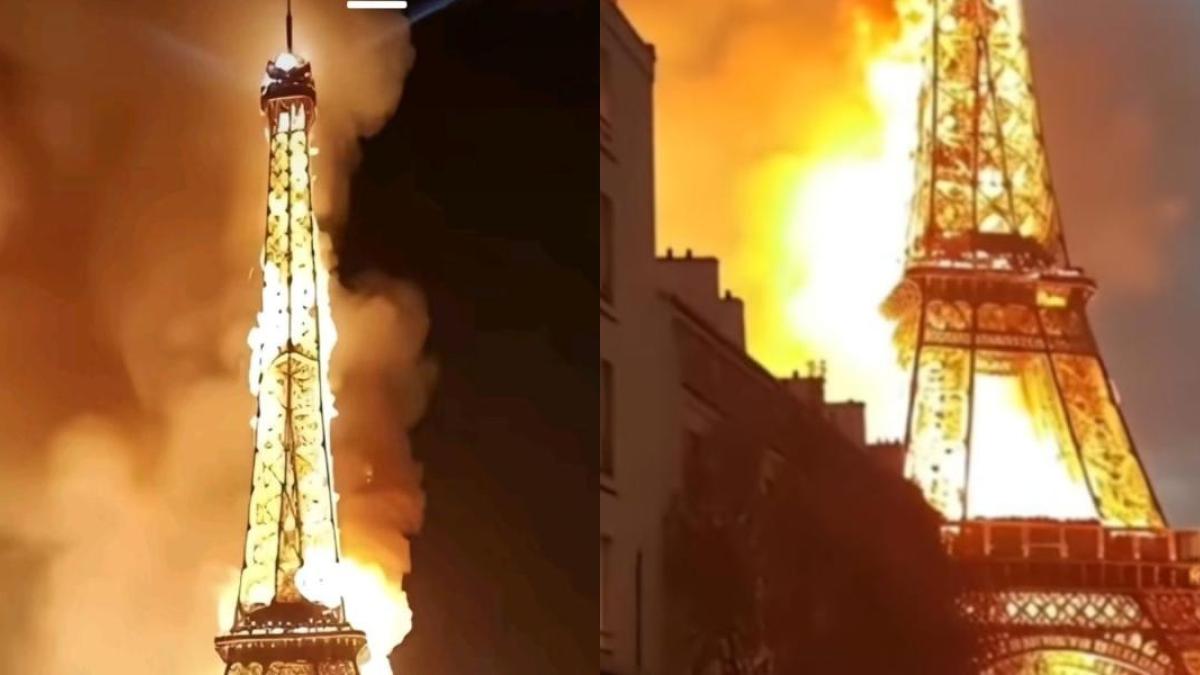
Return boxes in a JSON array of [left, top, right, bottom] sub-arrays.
[[286, 0, 293, 52]]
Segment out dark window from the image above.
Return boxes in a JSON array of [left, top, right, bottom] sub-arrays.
[[601, 359, 614, 476], [759, 449, 784, 494], [600, 193, 614, 303]]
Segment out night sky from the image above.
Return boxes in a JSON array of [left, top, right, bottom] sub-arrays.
[[337, 0, 596, 672]]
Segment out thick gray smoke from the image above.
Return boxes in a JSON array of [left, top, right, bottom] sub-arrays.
[[0, 1, 430, 672]]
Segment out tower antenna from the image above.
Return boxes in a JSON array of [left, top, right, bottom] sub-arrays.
[[286, 0, 293, 52]]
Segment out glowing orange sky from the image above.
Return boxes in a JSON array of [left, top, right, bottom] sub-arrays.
[[622, 0, 916, 438]]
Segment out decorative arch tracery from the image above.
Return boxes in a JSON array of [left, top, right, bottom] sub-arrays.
[[979, 633, 1174, 675]]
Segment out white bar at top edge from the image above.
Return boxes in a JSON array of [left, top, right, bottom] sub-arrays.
[[347, 1, 408, 8]]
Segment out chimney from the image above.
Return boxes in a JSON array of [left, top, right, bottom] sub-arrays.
[[824, 400, 866, 448], [782, 368, 825, 407], [657, 252, 745, 349]]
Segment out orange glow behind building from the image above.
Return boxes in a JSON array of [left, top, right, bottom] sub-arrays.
[[622, 0, 924, 439]]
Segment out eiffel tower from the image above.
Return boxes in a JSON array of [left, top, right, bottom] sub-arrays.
[[884, 1, 1200, 671], [214, 6, 366, 674]]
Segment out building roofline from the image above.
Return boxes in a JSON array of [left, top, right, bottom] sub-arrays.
[[664, 292, 884, 454], [662, 293, 826, 426]]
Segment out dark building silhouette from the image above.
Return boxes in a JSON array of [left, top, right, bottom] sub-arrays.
[[337, 0, 596, 673], [600, 2, 972, 674]]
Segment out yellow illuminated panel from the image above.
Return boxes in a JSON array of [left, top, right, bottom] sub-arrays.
[[1036, 285, 1069, 308]]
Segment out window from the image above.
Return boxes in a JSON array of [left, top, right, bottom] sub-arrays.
[[600, 193, 614, 303], [759, 449, 785, 494], [601, 359, 614, 477], [601, 534, 613, 652]]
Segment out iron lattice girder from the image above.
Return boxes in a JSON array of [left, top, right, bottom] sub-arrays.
[[907, 0, 1064, 268], [888, 266, 1164, 527], [947, 521, 1200, 673], [961, 590, 1186, 674], [974, 627, 1176, 675], [895, 0, 1163, 525]]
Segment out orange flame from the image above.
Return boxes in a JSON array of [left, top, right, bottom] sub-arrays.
[[774, 3, 924, 439], [216, 556, 410, 674]]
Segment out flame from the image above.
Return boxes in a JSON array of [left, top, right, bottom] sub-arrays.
[[767, 3, 925, 438], [342, 558, 415, 674], [216, 556, 412, 674], [965, 357, 1097, 520], [617, 1, 931, 439]]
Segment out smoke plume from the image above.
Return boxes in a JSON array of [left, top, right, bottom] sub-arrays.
[[0, 1, 429, 672]]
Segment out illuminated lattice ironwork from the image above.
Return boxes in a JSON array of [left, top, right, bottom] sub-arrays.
[[962, 590, 1151, 631], [887, 0, 1163, 527], [886, 272, 1163, 526], [943, 522, 1200, 673], [885, 1, 1200, 671], [979, 639, 1172, 675], [962, 589, 1190, 674], [905, 0, 1061, 267], [213, 39, 365, 675]]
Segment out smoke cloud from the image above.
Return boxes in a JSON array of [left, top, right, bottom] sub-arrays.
[[0, 1, 429, 672]]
